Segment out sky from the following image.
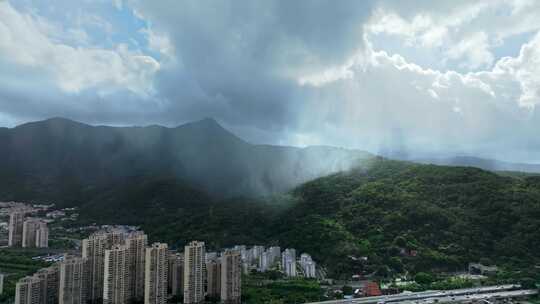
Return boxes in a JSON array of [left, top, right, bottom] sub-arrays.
[[1, 0, 540, 162]]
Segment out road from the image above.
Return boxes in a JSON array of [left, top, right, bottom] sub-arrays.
[[307, 284, 537, 304]]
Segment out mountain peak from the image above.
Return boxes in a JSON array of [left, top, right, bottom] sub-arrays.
[[15, 117, 89, 130], [180, 117, 227, 131], [189, 117, 224, 130], [199, 117, 219, 125]]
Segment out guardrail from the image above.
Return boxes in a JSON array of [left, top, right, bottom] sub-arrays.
[[307, 284, 528, 304]]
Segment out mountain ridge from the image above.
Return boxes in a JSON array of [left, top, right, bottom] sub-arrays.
[[413, 155, 540, 174], [0, 117, 372, 204]]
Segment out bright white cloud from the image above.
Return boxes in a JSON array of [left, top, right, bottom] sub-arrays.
[[139, 27, 175, 61], [295, 29, 540, 158], [0, 1, 159, 96], [367, 0, 540, 70], [486, 32, 540, 107], [446, 32, 494, 69]]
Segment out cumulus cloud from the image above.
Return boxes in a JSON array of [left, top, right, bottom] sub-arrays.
[[295, 29, 540, 160], [367, 0, 540, 70], [0, 1, 159, 95]]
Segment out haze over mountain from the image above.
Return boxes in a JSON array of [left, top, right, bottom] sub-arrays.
[[413, 156, 540, 174], [0, 117, 372, 201], [381, 152, 540, 174]]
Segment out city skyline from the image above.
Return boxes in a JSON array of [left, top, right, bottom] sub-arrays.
[[12, 224, 318, 304]]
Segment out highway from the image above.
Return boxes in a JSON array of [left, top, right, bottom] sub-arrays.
[[307, 284, 537, 304]]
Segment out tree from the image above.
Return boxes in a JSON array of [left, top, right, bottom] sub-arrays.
[[342, 285, 353, 295], [414, 272, 434, 285]]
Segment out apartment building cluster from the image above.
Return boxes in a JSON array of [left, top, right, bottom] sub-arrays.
[[233, 245, 317, 279], [14, 229, 242, 304], [8, 211, 48, 248]]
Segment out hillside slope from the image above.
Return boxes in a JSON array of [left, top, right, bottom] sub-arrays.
[[74, 158, 540, 278], [275, 159, 540, 277]]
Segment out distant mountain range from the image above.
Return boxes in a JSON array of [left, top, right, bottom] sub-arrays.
[[0, 117, 371, 202], [413, 156, 540, 174]]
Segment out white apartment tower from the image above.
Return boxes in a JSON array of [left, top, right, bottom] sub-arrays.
[[167, 253, 184, 297], [299, 253, 316, 278], [126, 231, 147, 301], [183, 241, 205, 304], [35, 222, 49, 248], [106, 229, 126, 247], [220, 250, 241, 304], [251, 246, 264, 267], [82, 233, 109, 303], [23, 220, 48, 248], [59, 257, 87, 304], [144, 243, 168, 304], [260, 251, 270, 272], [282, 249, 297, 277], [15, 276, 41, 304], [8, 211, 25, 247], [103, 245, 130, 304], [15, 266, 59, 304], [35, 266, 60, 304], [22, 219, 40, 248], [205, 258, 221, 298], [268, 246, 281, 266]]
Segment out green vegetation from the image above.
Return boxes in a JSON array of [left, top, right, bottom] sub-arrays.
[[242, 271, 326, 304], [73, 158, 540, 280], [275, 159, 540, 279], [0, 249, 51, 302], [395, 276, 475, 292]]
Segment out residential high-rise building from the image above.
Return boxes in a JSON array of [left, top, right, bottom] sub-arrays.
[[35, 222, 49, 248], [282, 249, 297, 277], [183, 241, 205, 304], [22, 219, 40, 248], [15, 276, 41, 304], [15, 265, 59, 304], [106, 229, 126, 247], [35, 266, 60, 304], [260, 251, 270, 272], [205, 258, 221, 299], [205, 252, 218, 262], [299, 253, 316, 278], [126, 231, 147, 301], [8, 211, 25, 247], [281, 248, 296, 267], [220, 250, 241, 304], [268, 246, 281, 266], [251, 246, 264, 267], [59, 257, 87, 304], [283, 258, 296, 277], [234, 245, 252, 265], [145, 243, 168, 304], [0, 273, 4, 295], [233, 246, 246, 258], [167, 253, 184, 297], [23, 220, 48, 248], [82, 233, 109, 303], [103, 245, 130, 304]]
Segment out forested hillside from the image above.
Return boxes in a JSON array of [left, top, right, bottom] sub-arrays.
[[73, 158, 540, 279]]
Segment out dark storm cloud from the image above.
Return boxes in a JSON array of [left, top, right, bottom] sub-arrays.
[[133, 0, 374, 132]]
